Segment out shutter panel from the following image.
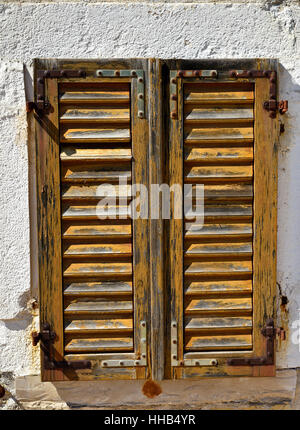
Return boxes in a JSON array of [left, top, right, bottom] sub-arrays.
[[168, 63, 279, 378], [35, 61, 149, 381], [184, 81, 254, 354], [60, 81, 134, 355]]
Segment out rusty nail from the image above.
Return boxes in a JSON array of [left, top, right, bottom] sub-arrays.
[[97, 71, 102, 76], [171, 111, 177, 119], [138, 111, 144, 118], [211, 71, 217, 77], [119, 361, 124, 366], [171, 94, 177, 101], [131, 70, 137, 76], [193, 70, 200, 77], [172, 322, 177, 328], [114, 70, 120, 76], [138, 93, 143, 100], [102, 361, 107, 366], [142, 353, 146, 358], [138, 77, 143, 83], [171, 78, 176, 84], [172, 339, 177, 344], [141, 321, 146, 327], [172, 355, 177, 360], [177, 70, 184, 78], [229, 70, 237, 78]]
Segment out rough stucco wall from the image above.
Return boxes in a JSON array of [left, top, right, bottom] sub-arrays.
[[0, 0, 300, 408]]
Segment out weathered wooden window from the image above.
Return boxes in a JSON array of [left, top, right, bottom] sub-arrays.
[[33, 59, 279, 381]]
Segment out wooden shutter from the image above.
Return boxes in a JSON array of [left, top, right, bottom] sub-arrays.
[[35, 61, 149, 381], [168, 61, 279, 378], [34, 59, 280, 381]]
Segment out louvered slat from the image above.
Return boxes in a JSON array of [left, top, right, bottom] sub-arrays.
[[183, 81, 254, 352], [59, 82, 134, 354]]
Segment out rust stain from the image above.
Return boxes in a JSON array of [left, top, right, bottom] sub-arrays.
[[142, 379, 162, 398]]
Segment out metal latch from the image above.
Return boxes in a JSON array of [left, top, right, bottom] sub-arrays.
[[100, 321, 147, 368], [32, 323, 91, 370], [171, 321, 218, 367]]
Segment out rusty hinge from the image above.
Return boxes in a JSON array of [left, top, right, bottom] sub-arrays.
[[29, 69, 87, 115], [264, 99, 288, 117], [227, 318, 283, 366], [32, 323, 91, 370], [229, 70, 288, 119]]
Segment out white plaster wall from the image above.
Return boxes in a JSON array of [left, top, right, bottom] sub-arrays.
[[0, 0, 300, 401]]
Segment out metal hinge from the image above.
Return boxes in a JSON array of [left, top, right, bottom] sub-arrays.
[[223, 69, 287, 119], [264, 99, 288, 116], [171, 321, 218, 367], [100, 321, 147, 368], [95, 69, 145, 119], [228, 318, 283, 366], [32, 323, 91, 370]]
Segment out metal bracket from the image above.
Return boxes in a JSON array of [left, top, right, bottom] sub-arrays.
[[170, 70, 217, 119], [32, 323, 91, 370], [229, 69, 288, 119], [100, 321, 147, 368], [171, 321, 218, 367], [96, 69, 145, 119], [227, 318, 281, 366], [33, 69, 86, 114]]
